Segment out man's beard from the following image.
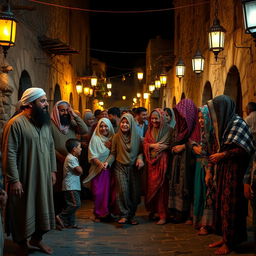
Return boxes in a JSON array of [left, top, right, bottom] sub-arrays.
[[31, 105, 50, 127], [60, 114, 71, 126]]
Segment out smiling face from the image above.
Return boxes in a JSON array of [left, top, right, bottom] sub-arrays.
[[164, 111, 171, 123], [198, 111, 205, 128], [99, 121, 109, 137], [151, 111, 160, 128], [120, 117, 130, 133]]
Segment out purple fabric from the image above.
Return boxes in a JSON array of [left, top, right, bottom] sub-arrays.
[[91, 169, 111, 218]]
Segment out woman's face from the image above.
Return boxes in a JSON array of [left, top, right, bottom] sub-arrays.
[[99, 121, 109, 136], [85, 116, 95, 127], [198, 112, 205, 128], [120, 118, 130, 133], [164, 111, 171, 123], [151, 111, 161, 128]]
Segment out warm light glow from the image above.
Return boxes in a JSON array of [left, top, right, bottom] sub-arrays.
[[98, 101, 104, 106], [137, 72, 143, 81], [122, 96, 126, 100], [84, 87, 90, 95], [107, 91, 112, 97], [76, 81, 83, 94], [107, 82, 112, 89], [89, 88, 94, 96], [133, 97, 137, 103], [176, 59, 185, 78], [0, 15, 17, 47], [155, 80, 161, 89], [143, 93, 149, 99], [242, 0, 256, 34], [91, 74, 98, 87], [160, 74, 167, 85], [192, 50, 205, 74], [137, 93, 141, 98], [149, 85, 155, 92]]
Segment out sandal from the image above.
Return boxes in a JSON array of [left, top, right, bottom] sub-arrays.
[[118, 217, 128, 224], [198, 227, 208, 236]]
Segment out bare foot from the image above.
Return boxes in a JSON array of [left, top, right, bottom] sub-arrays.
[[156, 219, 166, 225], [209, 240, 224, 248], [29, 239, 53, 254], [214, 244, 231, 255], [55, 215, 64, 228]]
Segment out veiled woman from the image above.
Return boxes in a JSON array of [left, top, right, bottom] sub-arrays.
[[168, 99, 200, 223], [105, 113, 144, 225], [207, 95, 254, 255], [83, 118, 114, 222], [144, 109, 173, 225], [192, 105, 215, 235]]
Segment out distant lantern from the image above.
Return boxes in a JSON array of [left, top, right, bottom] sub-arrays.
[[76, 81, 83, 94], [149, 84, 155, 92], [208, 17, 226, 61], [107, 91, 112, 97], [122, 96, 126, 100], [242, 0, 256, 38], [159, 72, 167, 86], [133, 97, 137, 103], [137, 93, 141, 98], [0, 8, 17, 57], [99, 101, 104, 106], [176, 58, 185, 78], [84, 87, 90, 96], [137, 71, 143, 81], [192, 49, 205, 74], [155, 79, 161, 89], [91, 73, 98, 87], [107, 82, 112, 89], [89, 88, 94, 96], [143, 93, 149, 99]]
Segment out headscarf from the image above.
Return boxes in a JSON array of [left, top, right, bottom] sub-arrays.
[[207, 95, 254, 153], [84, 111, 94, 126], [117, 113, 141, 164], [175, 99, 201, 143], [51, 100, 70, 134], [20, 87, 46, 106], [83, 118, 114, 183], [164, 108, 176, 128]]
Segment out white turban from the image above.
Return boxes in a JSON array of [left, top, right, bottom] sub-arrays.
[[20, 87, 46, 106]]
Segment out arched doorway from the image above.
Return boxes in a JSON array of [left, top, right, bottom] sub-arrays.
[[172, 96, 176, 107], [18, 70, 32, 100], [181, 92, 185, 100], [54, 84, 61, 104], [69, 93, 73, 107], [202, 81, 213, 105], [224, 66, 242, 116]]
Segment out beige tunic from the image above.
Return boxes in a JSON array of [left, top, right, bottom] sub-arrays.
[[1, 113, 56, 242]]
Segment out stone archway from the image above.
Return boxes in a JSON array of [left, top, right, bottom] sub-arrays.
[[202, 81, 213, 105], [172, 96, 176, 107], [53, 84, 61, 104], [18, 70, 32, 100], [181, 92, 185, 100], [224, 66, 242, 116], [69, 93, 73, 107]]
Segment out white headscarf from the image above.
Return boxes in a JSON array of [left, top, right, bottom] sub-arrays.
[[88, 118, 114, 162], [20, 87, 46, 106]]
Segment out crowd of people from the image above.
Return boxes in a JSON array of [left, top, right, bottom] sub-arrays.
[[0, 87, 255, 256]]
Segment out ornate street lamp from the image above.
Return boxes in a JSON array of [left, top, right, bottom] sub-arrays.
[[76, 81, 83, 94], [137, 71, 143, 81], [242, 0, 256, 39], [0, 3, 17, 58], [176, 58, 185, 78], [155, 79, 161, 89], [192, 49, 205, 74], [149, 84, 155, 92], [91, 72, 97, 87], [159, 71, 167, 87]]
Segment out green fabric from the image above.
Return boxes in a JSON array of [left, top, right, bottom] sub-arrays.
[[2, 113, 56, 242]]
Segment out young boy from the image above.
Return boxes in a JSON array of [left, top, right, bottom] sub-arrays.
[[56, 138, 83, 229]]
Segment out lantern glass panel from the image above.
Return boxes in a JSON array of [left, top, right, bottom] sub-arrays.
[[209, 31, 225, 51], [176, 65, 185, 78], [137, 72, 143, 80], [143, 93, 149, 99], [160, 75, 167, 85], [155, 80, 161, 89], [84, 87, 90, 95], [76, 85, 83, 94], [0, 18, 16, 46], [107, 83, 112, 89], [149, 85, 155, 92], [192, 58, 204, 73], [137, 93, 141, 98], [91, 77, 97, 87], [243, 1, 256, 33]]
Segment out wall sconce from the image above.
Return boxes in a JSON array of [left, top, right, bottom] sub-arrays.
[[159, 71, 167, 87], [107, 91, 112, 97], [149, 84, 155, 92], [137, 93, 141, 98], [84, 87, 90, 96], [155, 79, 161, 89], [242, 0, 256, 40], [107, 81, 112, 89], [91, 72, 97, 87], [137, 71, 143, 81], [122, 96, 126, 100], [176, 58, 185, 78], [98, 101, 104, 106], [76, 81, 83, 94], [143, 93, 149, 99], [192, 49, 205, 74]]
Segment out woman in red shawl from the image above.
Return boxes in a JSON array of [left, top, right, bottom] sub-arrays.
[[168, 99, 200, 223], [144, 109, 173, 225]]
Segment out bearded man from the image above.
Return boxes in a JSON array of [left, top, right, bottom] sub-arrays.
[[2, 88, 57, 255], [50, 101, 88, 217]]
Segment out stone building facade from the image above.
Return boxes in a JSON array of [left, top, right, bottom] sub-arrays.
[[144, 0, 256, 116], [0, 0, 90, 136]]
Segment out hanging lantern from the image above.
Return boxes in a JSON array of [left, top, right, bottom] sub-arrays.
[[149, 84, 155, 92], [122, 75, 126, 82], [107, 91, 112, 97], [242, 0, 256, 38], [143, 93, 149, 99], [122, 95, 126, 100], [133, 97, 137, 103], [84, 87, 90, 96], [89, 88, 94, 96], [91, 73, 97, 87], [137, 93, 141, 98], [137, 71, 143, 81], [159, 72, 167, 86], [107, 82, 112, 89], [155, 79, 161, 89], [0, 7, 17, 58], [176, 58, 185, 78], [208, 17, 226, 61], [192, 49, 205, 74], [76, 81, 83, 94], [98, 101, 104, 106]]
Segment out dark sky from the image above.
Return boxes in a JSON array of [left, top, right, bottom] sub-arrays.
[[89, 0, 174, 77]]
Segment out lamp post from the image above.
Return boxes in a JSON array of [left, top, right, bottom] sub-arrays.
[[192, 49, 205, 74], [0, 1, 17, 58], [176, 58, 185, 79], [242, 0, 256, 40]]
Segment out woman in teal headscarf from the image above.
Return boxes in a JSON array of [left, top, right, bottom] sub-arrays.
[[192, 105, 215, 235]]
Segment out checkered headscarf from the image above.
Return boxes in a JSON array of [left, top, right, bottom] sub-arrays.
[[223, 115, 255, 154]]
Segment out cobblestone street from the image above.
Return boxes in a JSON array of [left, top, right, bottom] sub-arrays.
[[4, 200, 256, 256]]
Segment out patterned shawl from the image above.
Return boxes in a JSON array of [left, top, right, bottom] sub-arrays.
[[51, 100, 70, 134], [208, 95, 254, 153]]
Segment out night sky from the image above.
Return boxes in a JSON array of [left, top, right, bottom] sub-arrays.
[[89, 0, 174, 77]]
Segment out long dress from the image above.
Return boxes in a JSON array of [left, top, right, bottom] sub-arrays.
[[2, 112, 56, 242], [144, 108, 172, 220]]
